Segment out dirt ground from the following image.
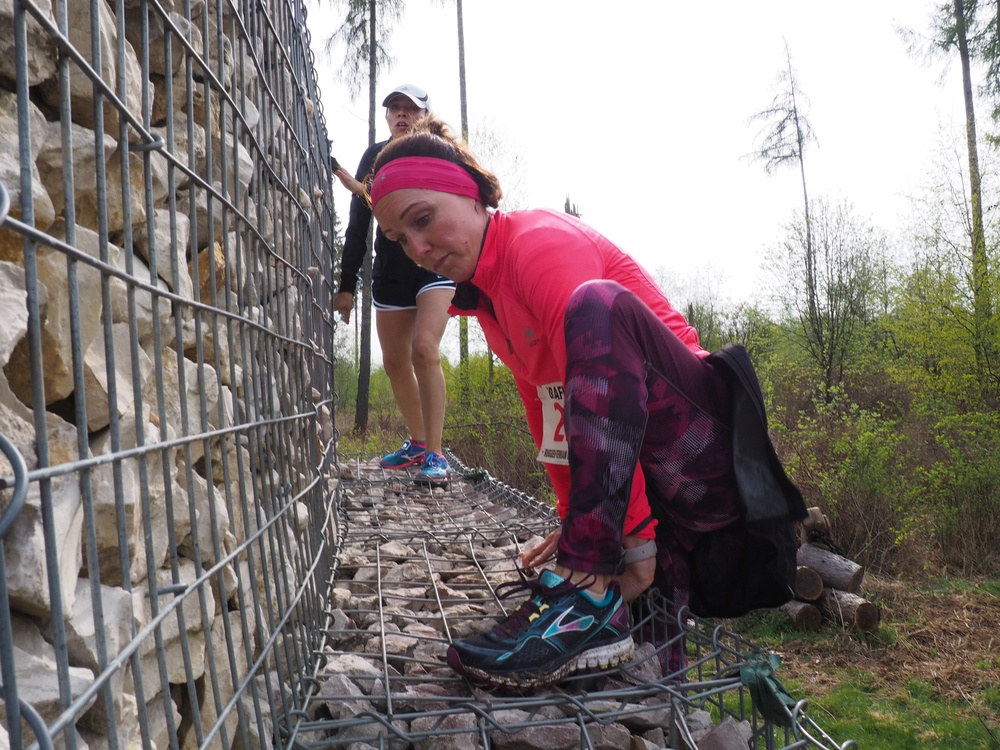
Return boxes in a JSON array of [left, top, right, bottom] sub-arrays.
[[772, 577, 1000, 709]]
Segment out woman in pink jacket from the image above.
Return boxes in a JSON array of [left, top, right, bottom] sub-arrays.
[[370, 117, 805, 690]]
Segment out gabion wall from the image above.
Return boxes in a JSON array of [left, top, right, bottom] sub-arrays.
[[0, 0, 342, 743]]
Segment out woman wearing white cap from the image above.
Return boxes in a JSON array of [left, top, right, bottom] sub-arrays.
[[332, 84, 454, 485]]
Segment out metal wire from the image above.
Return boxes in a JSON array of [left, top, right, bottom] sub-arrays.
[[0, 0, 853, 743], [0, 0, 339, 741], [292, 451, 855, 750]]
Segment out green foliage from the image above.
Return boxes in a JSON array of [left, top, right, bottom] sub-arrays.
[[332, 347, 398, 435], [913, 412, 1000, 574], [443, 353, 553, 504], [887, 255, 987, 410], [332, 345, 359, 418]]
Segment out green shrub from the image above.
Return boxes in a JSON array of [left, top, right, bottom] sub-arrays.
[[444, 354, 553, 503], [915, 412, 1000, 576]]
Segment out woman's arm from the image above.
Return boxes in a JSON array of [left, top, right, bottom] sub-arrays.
[[333, 166, 367, 199], [520, 528, 655, 603]]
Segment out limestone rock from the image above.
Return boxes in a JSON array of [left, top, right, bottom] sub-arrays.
[[0, 615, 96, 736], [57, 579, 138, 737], [0, 0, 57, 84], [129, 207, 193, 300], [5, 220, 109, 405], [0, 90, 56, 263], [132, 558, 216, 684], [0, 367, 78, 478], [87, 416, 175, 586], [0, 261, 28, 367], [82, 321, 154, 431], [2, 472, 83, 617], [35, 0, 145, 139]]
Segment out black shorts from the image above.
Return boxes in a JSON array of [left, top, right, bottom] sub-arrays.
[[371, 269, 456, 310]]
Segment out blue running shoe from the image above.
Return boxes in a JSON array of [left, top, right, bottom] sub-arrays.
[[415, 450, 451, 486], [446, 570, 634, 689], [380, 438, 426, 469]]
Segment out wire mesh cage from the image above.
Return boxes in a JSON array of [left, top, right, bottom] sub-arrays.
[[0, 0, 341, 742], [0, 0, 856, 743], [291, 450, 855, 750]]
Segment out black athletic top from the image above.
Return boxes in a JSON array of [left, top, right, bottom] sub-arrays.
[[337, 140, 429, 296]]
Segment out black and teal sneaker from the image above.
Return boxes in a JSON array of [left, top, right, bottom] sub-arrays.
[[446, 570, 634, 689]]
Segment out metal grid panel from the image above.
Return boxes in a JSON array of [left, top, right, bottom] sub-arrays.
[[296, 451, 854, 750], [0, 0, 855, 743], [0, 0, 340, 741]]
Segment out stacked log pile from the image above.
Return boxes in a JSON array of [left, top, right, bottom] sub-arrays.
[[777, 507, 881, 633]]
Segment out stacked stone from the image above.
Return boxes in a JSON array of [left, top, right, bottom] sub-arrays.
[[0, 0, 338, 744], [305, 461, 755, 750]]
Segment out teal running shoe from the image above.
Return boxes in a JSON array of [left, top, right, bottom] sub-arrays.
[[415, 450, 451, 486], [380, 438, 426, 469]]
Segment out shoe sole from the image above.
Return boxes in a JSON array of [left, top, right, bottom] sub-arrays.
[[413, 473, 451, 488], [447, 634, 634, 689]]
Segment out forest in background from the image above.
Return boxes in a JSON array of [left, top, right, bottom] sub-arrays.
[[330, 1, 1000, 582]]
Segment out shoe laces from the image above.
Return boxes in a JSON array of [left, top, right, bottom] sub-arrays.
[[422, 451, 448, 470], [404, 438, 426, 454], [490, 568, 595, 639]]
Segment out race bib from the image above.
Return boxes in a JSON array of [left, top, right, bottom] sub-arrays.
[[536, 382, 568, 465]]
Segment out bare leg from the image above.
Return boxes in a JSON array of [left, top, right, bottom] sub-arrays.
[[411, 287, 453, 455], [376, 309, 424, 440]]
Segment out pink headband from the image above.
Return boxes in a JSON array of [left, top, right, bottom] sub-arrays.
[[370, 156, 481, 208]]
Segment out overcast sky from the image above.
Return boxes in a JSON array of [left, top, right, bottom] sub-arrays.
[[306, 0, 972, 328]]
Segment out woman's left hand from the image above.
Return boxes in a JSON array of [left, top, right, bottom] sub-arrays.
[[520, 528, 654, 603], [520, 528, 560, 569]]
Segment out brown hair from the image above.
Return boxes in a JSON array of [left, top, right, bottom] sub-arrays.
[[371, 116, 503, 208]]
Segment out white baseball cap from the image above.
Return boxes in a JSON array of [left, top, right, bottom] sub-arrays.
[[381, 83, 430, 111]]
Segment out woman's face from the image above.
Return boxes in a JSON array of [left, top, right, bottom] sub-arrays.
[[384, 97, 426, 140], [375, 188, 487, 283]]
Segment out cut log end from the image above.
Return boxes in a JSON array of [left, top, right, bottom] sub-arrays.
[[819, 589, 881, 633], [795, 565, 824, 601], [778, 600, 823, 631]]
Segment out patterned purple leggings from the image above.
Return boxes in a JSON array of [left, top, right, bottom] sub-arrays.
[[557, 280, 742, 596]]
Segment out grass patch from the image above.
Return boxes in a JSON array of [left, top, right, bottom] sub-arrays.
[[722, 578, 1000, 748], [787, 672, 1000, 749]]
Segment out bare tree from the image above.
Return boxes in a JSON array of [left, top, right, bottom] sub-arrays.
[[905, 0, 1000, 398], [429, 0, 472, 369], [463, 120, 531, 385], [747, 41, 819, 353], [769, 198, 888, 396], [950, 0, 996, 397], [469, 118, 529, 211]]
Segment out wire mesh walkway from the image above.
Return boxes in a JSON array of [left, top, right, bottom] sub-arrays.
[[295, 450, 856, 750]]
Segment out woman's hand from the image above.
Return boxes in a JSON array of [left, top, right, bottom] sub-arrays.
[[617, 536, 656, 603], [334, 292, 355, 324], [520, 528, 655, 603], [333, 167, 366, 198], [520, 528, 559, 570]]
